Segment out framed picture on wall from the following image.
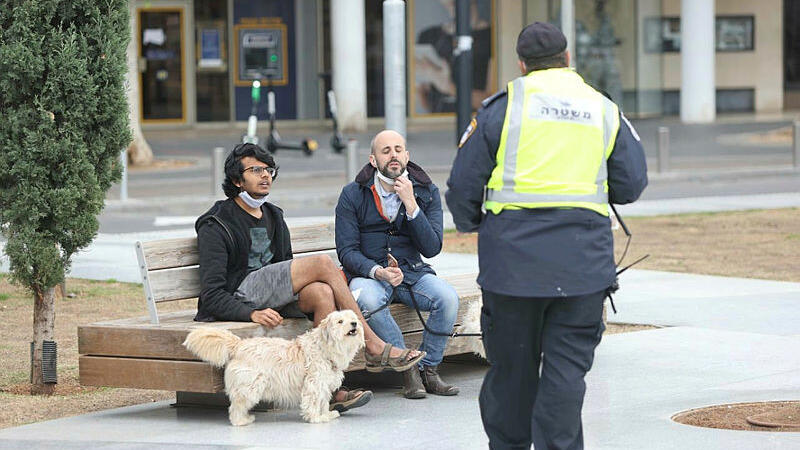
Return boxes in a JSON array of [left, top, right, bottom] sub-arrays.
[[644, 17, 680, 53], [715, 16, 754, 52], [645, 15, 755, 54], [196, 20, 227, 71], [408, 0, 496, 116]]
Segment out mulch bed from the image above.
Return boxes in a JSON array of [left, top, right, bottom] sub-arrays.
[[673, 401, 800, 432]]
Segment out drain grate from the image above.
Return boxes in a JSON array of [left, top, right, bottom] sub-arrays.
[[673, 401, 800, 431]]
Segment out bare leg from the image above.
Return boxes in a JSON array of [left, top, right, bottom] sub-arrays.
[[290, 255, 419, 359], [297, 282, 336, 327], [296, 281, 352, 402]]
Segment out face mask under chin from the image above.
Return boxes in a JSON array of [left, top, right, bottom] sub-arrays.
[[376, 166, 408, 185], [238, 190, 269, 208]]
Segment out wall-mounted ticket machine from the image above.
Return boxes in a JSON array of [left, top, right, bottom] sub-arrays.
[[235, 20, 315, 156], [236, 24, 286, 85]]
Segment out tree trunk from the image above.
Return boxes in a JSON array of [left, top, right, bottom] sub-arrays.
[[125, 1, 153, 166], [31, 286, 56, 395], [128, 124, 153, 166]]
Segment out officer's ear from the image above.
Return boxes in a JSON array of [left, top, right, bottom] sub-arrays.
[[369, 153, 377, 168], [518, 59, 527, 75]]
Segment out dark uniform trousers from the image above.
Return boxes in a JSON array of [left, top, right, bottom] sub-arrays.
[[479, 289, 606, 450]]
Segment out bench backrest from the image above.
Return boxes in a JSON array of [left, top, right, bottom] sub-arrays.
[[135, 222, 336, 324]]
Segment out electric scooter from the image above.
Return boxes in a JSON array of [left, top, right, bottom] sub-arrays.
[[319, 73, 346, 154], [242, 80, 264, 146], [264, 78, 317, 156], [242, 78, 317, 156]]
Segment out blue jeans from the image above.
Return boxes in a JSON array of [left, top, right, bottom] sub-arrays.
[[350, 273, 459, 367]]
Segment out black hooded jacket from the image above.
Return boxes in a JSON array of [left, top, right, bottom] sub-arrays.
[[194, 198, 292, 322]]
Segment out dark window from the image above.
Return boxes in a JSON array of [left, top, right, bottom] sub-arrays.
[[195, 0, 230, 122]]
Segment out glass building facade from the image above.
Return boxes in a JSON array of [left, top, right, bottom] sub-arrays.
[[132, 0, 793, 128]]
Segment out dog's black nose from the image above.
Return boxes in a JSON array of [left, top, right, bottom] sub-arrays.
[[351, 321, 357, 328]]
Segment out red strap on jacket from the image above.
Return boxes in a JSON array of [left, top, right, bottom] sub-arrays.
[[370, 184, 391, 222]]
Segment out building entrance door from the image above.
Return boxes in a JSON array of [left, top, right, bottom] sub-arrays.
[[139, 7, 186, 123]]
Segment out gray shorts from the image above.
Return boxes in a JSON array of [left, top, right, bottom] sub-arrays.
[[235, 260, 304, 317]]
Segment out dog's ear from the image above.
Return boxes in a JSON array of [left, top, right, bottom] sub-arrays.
[[318, 314, 333, 342]]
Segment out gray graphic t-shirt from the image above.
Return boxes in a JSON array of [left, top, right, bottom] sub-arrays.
[[230, 204, 276, 272], [248, 227, 274, 270]]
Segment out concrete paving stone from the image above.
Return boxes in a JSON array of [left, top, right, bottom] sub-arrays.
[[612, 291, 800, 335], [617, 192, 800, 217], [584, 327, 800, 450], [612, 270, 800, 335], [616, 270, 800, 300]]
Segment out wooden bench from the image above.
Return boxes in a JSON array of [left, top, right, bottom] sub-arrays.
[[78, 222, 481, 399]]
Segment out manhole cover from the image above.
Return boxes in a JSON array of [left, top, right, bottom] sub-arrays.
[[673, 401, 800, 431]]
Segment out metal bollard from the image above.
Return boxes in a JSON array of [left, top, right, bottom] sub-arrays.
[[212, 147, 225, 198], [793, 121, 800, 170], [346, 139, 359, 183], [657, 126, 670, 173], [383, 0, 406, 138]]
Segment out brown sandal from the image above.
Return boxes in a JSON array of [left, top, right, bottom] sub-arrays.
[[364, 344, 426, 373], [329, 387, 373, 413]]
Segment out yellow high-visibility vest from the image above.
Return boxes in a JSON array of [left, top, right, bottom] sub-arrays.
[[484, 68, 620, 216]]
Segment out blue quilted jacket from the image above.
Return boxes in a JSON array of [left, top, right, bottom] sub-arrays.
[[335, 162, 443, 285]]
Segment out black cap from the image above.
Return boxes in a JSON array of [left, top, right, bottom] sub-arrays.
[[516, 22, 567, 59]]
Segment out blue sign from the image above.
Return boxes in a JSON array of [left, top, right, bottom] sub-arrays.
[[200, 28, 222, 67]]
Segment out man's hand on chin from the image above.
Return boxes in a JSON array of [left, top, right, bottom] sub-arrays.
[[394, 176, 418, 217]]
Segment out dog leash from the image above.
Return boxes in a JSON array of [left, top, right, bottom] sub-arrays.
[[360, 300, 390, 320], [400, 284, 482, 338], [358, 283, 481, 338]]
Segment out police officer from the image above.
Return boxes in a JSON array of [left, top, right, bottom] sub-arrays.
[[446, 22, 647, 450]]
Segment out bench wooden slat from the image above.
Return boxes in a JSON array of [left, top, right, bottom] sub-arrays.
[[140, 223, 336, 270], [79, 318, 314, 360], [79, 289, 480, 360], [79, 324, 476, 392], [148, 266, 202, 303], [148, 250, 340, 303], [79, 356, 224, 393]]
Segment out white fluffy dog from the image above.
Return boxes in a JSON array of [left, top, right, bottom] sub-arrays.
[[183, 309, 365, 425]]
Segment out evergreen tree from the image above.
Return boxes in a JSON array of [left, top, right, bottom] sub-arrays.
[[0, 0, 131, 394]]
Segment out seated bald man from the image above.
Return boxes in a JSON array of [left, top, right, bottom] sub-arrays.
[[335, 130, 460, 399]]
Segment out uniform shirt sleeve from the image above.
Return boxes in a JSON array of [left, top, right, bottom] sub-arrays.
[[607, 113, 648, 204], [445, 96, 506, 232]]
